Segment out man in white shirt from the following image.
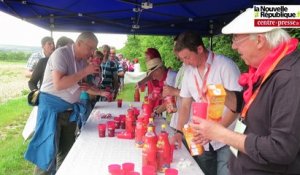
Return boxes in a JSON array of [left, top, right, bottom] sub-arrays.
[[172, 31, 242, 175], [28, 32, 100, 175]]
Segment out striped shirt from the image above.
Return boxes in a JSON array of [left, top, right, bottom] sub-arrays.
[[100, 60, 117, 90]]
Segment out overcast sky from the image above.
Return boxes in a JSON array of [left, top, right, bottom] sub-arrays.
[[0, 11, 127, 49]]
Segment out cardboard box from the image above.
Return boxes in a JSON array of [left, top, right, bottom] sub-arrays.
[[206, 84, 226, 121]]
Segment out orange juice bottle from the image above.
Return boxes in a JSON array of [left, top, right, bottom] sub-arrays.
[[206, 84, 226, 121], [182, 124, 204, 156]]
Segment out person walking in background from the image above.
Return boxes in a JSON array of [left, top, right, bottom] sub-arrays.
[[99, 45, 118, 101], [110, 48, 124, 92], [173, 31, 242, 175], [28, 36, 74, 91], [191, 8, 300, 175], [25, 36, 55, 78], [25, 32, 99, 175]]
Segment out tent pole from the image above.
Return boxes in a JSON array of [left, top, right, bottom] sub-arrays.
[[209, 36, 213, 51], [50, 30, 53, 38]]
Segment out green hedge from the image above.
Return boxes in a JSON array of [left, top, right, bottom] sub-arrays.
[[0, 51, 30, 62]]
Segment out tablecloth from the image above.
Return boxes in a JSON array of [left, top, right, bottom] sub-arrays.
[[124, 72, 146, 84], [56, 102, 204, 175]]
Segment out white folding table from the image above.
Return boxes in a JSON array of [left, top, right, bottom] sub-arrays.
[[56, 102, 204, 175]]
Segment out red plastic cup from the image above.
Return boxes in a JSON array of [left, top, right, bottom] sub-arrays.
[[142, 165, 155, 175], [119, 115, 126, 129], [117, 99, 123, 108], [140, 84, 146, 92], [192, 102, 208, 122], [114, 117, 120, 129], [111, 169, 125, 175], [98, 124, 106, 137], [165, 168, 178, 175], [107, 121, 116, 137], [122, 162, 135, 173], [108, 164, 121, 173]]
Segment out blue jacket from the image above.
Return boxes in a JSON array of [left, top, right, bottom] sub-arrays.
[[25, 92, 86, 171]]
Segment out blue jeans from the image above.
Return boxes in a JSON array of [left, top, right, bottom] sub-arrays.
[[195, 145, 231, 175]]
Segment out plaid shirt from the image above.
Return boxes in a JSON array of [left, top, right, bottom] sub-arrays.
[[100, 60, 117, 90], [26, 51, 45, 71], [110, 57, 124, 73]]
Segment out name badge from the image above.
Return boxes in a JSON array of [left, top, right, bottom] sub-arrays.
[[230, 118, 246, 157]]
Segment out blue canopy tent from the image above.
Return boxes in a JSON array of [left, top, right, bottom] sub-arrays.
[[0, 0, 299, 36]]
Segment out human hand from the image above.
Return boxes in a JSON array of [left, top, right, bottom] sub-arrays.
[[190, 116, 225, 142], [136, 81, 145, 90], [170, 132, 183, 149], [99, 90, 111, 98], [90, 85, 98, 91], [79, 82, 90, 91], [84, 63, 99, 75], [190, 127, 211, 145], [162, 85, 176, 97]]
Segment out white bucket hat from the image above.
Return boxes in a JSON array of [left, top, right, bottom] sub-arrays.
[[146, 58, 163, 76], [222, 8, 276, 34]]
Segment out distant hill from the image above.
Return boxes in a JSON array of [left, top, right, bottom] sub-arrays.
[[0, 44, 40, 53]]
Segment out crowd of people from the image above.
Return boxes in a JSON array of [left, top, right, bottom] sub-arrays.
[[23, 7, 300, 175]]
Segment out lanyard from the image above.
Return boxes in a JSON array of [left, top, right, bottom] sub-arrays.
[[194, 53, 214, 102], [241, 46, 289, 120], [71, 45, 77, 73], [101, 60, 110, 79]]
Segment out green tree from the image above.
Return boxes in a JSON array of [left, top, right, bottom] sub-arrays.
[[203, 35, 247, 72], [287, 29, 300, 49], [119, 35, 181, 71], [0, 51, 30, 62], [119, 29, 300, 74]]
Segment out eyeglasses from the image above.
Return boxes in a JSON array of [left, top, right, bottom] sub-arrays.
[[83, 42, 96, 52], [231, 35, 250, 46]]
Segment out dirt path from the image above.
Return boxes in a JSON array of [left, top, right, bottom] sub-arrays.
[[0, 63, 29, 103]]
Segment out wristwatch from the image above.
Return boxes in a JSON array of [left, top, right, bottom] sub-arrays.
[[154, 109, 161, 117], [174, 129, 184, 136]]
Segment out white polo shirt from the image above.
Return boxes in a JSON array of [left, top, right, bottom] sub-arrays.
[[180, 51, 242, 151], [170, 64, 186, 129]]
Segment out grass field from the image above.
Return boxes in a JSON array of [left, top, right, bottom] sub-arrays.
[[0, 62, 33, 175], [0, 96, 33, 175], [0, 61, 29, 103]]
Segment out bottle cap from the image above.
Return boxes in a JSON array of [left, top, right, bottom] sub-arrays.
[[147, 127, 153, 132], [149, 118, 153, 122]]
